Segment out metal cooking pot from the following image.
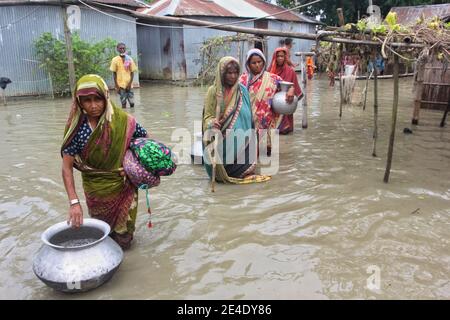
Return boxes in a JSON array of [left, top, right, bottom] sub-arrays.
[[33, 218, 123, 293], [272, 81, 299, 115]]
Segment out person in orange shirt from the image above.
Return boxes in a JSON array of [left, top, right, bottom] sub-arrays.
[[306, 55, 316, 80], [110, 43, 137, 108]]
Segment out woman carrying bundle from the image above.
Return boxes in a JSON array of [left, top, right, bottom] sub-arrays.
[[61, 74, 157, 250]]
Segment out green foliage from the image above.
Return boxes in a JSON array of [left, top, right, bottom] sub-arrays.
[[195, 36, 233, 86], [34, 32, 117, 95], [277, 0, 447, 26]]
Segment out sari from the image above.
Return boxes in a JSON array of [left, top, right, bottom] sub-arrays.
[[268, 47, 303, 134], [239, 49, 282, 150], [61, 74, 138, 236], [202, 57, 270, 184]]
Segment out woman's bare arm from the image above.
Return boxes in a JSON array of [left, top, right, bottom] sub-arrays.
[[62, 154, 83, 228]]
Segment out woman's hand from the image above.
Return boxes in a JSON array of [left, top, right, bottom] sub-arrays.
[[212, 119, 221, 130], [68, 203, 83, 228], [285, 87, 295, 104]]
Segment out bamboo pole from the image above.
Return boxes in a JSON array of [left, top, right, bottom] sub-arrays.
[[299, 54, 308, 128], [362, 69, 373, 111], [412, 62, 425, 125], [383, 54, 400, 183], [62, 5, 76, 97], [339, 72, 344, 118], [211, 102, 221, 193], [372, 64, 378, 157], [440, 99, 449, 128], [1, 89, 6, 106]]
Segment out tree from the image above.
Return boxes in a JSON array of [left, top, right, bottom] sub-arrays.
[[277, 0, 447, 26]]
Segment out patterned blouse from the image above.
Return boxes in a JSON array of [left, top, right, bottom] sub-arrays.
[[62, 116, 147, 156]]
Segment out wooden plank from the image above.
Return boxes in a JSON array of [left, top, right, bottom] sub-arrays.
[[424, 67, 449, 70], [420, 100, 448, 105], [422, 83, 450, 86]]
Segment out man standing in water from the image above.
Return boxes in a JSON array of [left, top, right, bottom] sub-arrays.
[[110, 42, 137, 108]]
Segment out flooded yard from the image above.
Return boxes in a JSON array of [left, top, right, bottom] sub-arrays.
[[0, 76, 449, 299]]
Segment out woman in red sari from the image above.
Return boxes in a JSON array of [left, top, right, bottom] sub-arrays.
[[268, 47, 303, 134]]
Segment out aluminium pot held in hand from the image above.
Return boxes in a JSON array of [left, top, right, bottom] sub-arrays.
[[272, 81, 299, 115]]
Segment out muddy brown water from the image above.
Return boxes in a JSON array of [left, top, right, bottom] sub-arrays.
[[0, 76, 449, 299]]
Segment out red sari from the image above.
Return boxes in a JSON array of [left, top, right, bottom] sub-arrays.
[[268, 47, 303, 134]]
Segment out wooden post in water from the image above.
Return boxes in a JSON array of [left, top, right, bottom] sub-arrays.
[[301, 54, 308, 128], [372, 63, 378, 157], [383, 55, 400, 183], [1, 89, 6, 106], [440, 99, 449, 128], [363, 69, 373, 111], [412, 62, 425, 125], [335, 44, 344, 118], [339, 61, 344, 118], [62, 5, 76, 97], [295, 51, 313, 128]]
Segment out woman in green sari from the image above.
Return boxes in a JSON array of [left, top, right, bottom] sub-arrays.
[[202, 57, 271, 184], [61, 74, 148, 250]]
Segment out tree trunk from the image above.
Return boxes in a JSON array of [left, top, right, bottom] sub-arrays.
[[62, 6, 76, 96]]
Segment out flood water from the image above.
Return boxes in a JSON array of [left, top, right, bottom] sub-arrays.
[[0, 76, 449, 299]]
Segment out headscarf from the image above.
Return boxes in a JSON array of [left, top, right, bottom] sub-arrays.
[[244, 48, 267, 86], [213, 56, 241, 120], [268, 47, 302, 96]]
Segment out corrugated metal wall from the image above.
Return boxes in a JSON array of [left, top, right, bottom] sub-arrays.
[[137, 25, 163, 79], [137, 17, 317, 81], [183, 17, 254, 80], [0, 5, 138, 97], [268, 20, 316, 66], [137, 24, 186, 80]]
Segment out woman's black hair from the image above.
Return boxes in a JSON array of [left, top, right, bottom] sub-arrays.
[[284, 38, 293, 46]]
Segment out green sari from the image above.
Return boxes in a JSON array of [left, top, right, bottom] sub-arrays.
[[61, 74, 138, 235], [202, 57, 271, 184]]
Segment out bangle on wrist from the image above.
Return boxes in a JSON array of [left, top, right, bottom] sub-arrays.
[[70, 199, 80, 206]]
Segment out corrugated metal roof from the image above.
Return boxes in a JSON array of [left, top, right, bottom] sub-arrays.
[[1, 0, 145, 8], [175, 0, 235, 17], [243, 0, 304, 22], [139, 0, 319, 24], [390, 4, 450, 26]]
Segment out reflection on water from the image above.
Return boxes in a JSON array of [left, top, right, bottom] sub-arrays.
[[0, 76, 449, 299]]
